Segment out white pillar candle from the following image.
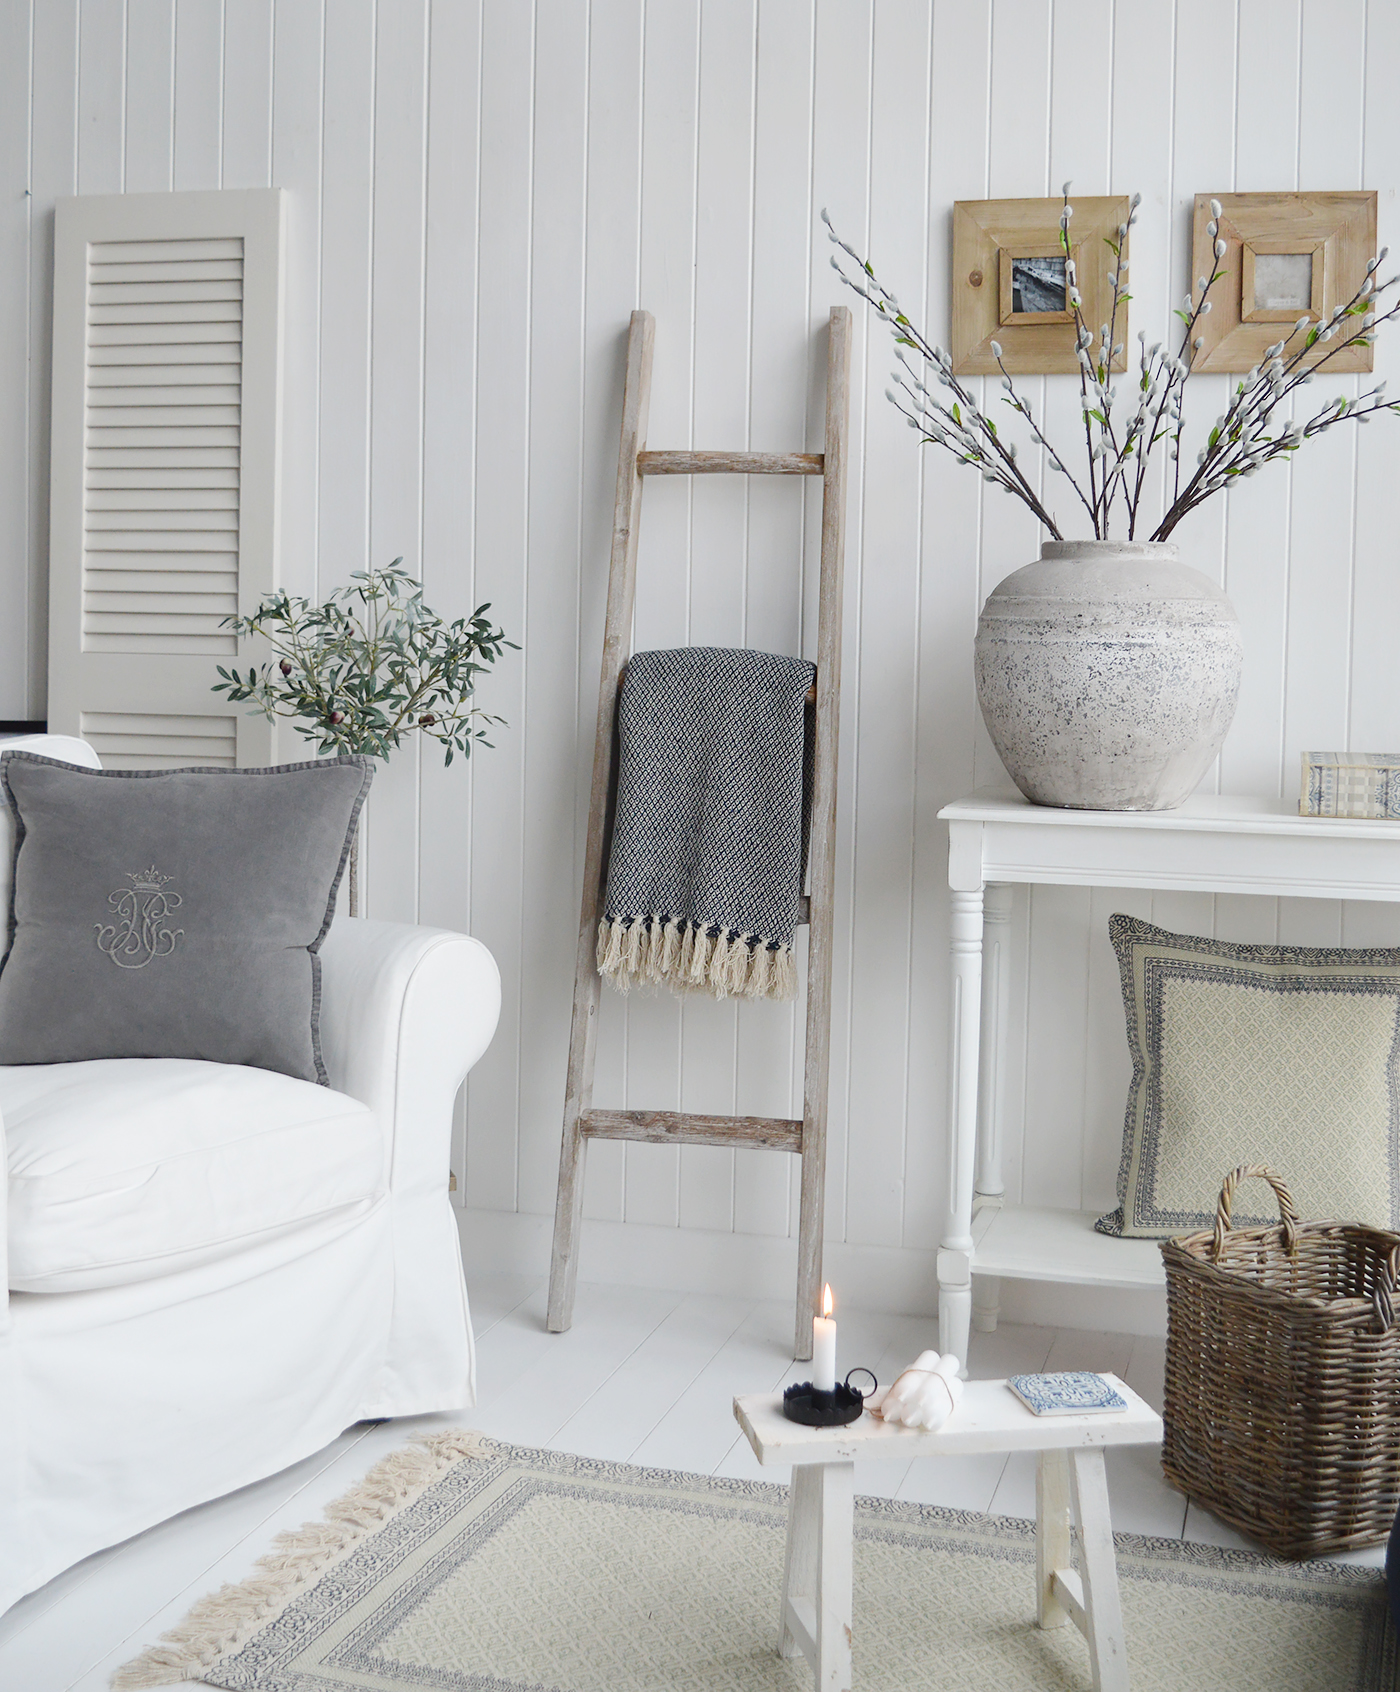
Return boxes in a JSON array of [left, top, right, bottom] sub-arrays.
[[812, 1283, 837, 1392]]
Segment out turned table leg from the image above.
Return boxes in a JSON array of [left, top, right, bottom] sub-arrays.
[[937, 884, 984, 1371]]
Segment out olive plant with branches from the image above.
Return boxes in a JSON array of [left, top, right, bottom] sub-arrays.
[[825, 188, 1399, 541], [213, 561, 514, 911]]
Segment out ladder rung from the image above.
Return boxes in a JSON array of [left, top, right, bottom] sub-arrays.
[[638, 450, 824, 476], [579, 1108, 803, 1152]]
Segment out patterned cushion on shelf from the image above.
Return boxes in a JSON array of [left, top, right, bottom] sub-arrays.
[[0, 752, 372, 1084], [1096, 913, 1400, 1238]]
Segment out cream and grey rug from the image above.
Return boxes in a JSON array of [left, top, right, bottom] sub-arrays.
[[114, 1430, 1399, 1691]]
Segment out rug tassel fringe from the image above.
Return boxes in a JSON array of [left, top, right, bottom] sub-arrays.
[[597, 916, 796, 1003], [110, 1430, 490, 1689]]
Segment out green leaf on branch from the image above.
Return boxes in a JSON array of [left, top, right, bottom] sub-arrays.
[[214, 563, 516, 768]]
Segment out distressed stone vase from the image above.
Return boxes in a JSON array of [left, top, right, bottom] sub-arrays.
[[973, 539, 1244, 811]]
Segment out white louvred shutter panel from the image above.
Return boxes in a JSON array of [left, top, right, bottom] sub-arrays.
[[47, 189, 284, 767]]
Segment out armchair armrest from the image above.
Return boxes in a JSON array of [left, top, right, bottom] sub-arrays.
[[317, 918, 501, 1195]]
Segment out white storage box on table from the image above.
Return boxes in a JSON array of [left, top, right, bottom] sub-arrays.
[[1299, 751, 1400, 819]]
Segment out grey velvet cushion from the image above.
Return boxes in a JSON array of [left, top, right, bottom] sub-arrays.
[[0, 753, 373, 1083], [1096, 913, 1400, 1238]]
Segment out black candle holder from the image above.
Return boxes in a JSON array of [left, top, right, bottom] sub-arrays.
[[781, 1368, 877, 1427]]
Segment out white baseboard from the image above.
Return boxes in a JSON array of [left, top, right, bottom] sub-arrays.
[[457, 1208, 1167, 1338]]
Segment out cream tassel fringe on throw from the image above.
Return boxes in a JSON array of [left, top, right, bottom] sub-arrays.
[[111, 1429, 489, 1689], [597, 915, 797, 1002]]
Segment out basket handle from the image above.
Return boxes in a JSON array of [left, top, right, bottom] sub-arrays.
[[1373, 1244, 1400, 1334], [1211, 1164, 1300, 1260]]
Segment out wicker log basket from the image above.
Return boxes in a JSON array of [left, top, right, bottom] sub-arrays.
[[1161, 1163, 1400, 1560]]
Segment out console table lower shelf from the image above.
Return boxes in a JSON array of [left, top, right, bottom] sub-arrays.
[[970, 1205, 1165, 1329]]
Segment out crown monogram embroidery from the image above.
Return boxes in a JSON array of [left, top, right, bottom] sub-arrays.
[[95, 865, 184, 969]]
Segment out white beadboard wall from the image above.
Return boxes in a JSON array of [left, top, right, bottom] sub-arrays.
[[4, 0, 1399, 1321]]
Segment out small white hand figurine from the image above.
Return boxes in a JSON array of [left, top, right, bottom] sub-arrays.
[[877, 1349, 964, 1429]]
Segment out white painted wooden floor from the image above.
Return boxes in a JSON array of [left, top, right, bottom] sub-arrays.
[[1, 1272, 1386, 1690]]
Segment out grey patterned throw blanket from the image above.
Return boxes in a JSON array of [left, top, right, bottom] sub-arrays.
[[598, 647, 815, 1002]]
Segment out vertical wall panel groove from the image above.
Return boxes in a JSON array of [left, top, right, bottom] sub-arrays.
[[6, 1, 1399, 1285]]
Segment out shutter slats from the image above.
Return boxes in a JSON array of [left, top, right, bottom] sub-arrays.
[[88, 406, 241, 426], [89, 343, 242, 366], [52, 191, 280, 768], [87, 489, 240, 510], [87, 447, 240, 467], [90, 302, 243, 324], [89, 280, 244, 305], [89, 238, 244, 262], [91, 322, 243, 345], [85, 549, 237, 568], [88, 471, 239, 491], [80, 232, 244, 659], [80, 711, 239, 768], [89, 537, 237, 556], [84, 570, 238, 592], [87, 510, 238, 531], [88, 427, 241, 448], [89, 259, 244, 283], [89, 365, 241, 386]]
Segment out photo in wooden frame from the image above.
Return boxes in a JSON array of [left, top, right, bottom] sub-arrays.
[[1190, 191, 1376, 372], [952, 196, 1129, 374]]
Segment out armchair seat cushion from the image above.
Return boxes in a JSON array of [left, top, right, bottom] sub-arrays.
[[3, 1057, 383, 1293]]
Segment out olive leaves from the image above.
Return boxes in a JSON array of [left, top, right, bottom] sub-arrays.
[[213, 562, 514, 766]]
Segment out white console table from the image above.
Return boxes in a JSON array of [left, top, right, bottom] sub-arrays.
[[935, 787, 1400, 1369]]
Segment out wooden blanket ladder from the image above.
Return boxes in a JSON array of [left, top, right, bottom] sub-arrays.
[[547, 307, 851, 1360]]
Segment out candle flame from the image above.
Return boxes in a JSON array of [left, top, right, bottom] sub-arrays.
[[822, 1283, 833, 1318]]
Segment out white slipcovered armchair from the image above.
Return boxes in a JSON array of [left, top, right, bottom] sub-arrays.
[[0, 735, 501, 1615]]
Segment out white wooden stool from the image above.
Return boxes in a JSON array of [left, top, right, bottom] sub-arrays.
[[734, 1377, 1162, 1692]]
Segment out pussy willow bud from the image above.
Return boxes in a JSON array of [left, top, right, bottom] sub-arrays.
[[1209, 198, 1222, 218]]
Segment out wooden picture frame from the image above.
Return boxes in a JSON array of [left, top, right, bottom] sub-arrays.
[[1190, 192, 1376, 372], [952, 196, 1129, 375], [1241, 239, 1326, 324], [997, 242, 1078, 326]]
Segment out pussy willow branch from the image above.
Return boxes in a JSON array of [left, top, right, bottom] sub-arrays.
[[1156, 259, 1399, 538], [826, 196, 1400, 544]]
